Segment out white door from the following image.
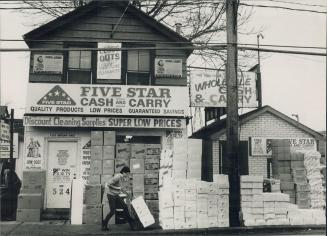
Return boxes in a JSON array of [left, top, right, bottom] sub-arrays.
[[46, 141, 78, 208]]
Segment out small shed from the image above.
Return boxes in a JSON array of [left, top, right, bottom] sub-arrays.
[[190, 105, 325, 181]]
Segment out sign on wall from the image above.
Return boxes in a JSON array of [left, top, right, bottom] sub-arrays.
[[26, 84, 189, 117], [24, 136, 43, 169], [97, 43, 121, 80], [250, 137, 317, 156], [0, 120, 10, 141], [155, 58, 182, 78], [24, 116, 186, 129], [190, 69, 257, 107], [0, 133, 18, 159], [80, 139, 91, 184], [32, 54, 63, 74]]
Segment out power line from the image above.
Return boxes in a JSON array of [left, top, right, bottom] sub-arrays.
[[0, 45, 325, 56], [0, 38, 326, 50], [239, 3, 327, 14]]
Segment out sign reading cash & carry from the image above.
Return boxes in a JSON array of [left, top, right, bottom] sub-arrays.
[[26, 84, 189, 117]]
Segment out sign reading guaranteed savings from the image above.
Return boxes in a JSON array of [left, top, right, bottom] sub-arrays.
[[26, 84, 189, 117]]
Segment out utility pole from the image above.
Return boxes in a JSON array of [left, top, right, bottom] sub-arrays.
[[226, 0, 240, 227], [257, 34, 264, 108]]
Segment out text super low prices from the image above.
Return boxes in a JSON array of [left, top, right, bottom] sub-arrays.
[[26, 84, 189, 117]]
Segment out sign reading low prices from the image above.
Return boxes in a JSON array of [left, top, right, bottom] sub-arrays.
[[33, 54, 64, 74], [24, 116, 186, 129], [190, 69, 257, 107], [26, 84, 189, 117]]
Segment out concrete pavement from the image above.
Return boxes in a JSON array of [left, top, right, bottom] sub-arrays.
[[0, 221, 326, 236]]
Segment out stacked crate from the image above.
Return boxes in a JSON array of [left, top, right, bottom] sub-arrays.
[[187, 139, 202, 180], [83, 184, 102, 224], [159, 178, 230, 230], [17, 170, 46, 222]]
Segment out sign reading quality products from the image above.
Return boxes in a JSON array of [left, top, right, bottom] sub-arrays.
[[26, 84, 189, 117]]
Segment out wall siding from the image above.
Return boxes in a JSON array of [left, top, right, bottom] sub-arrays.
[[211, 112, 315, 177]]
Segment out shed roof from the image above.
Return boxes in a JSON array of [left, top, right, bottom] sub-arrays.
[[190, 105, 325, 140], [23, 0, 192, 49]]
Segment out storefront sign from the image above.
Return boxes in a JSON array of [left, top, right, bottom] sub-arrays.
[[155, 58, 182, 78], [32, 54, 63, 74], [289, 138, 316, 151], [250, 138, 272, 156], [24, 116, 186, 129], [97, 43, 121, 80], [25, 137, 43, 169], [0, 120, 10, 141], [0, 133, 18, 158], [26, 84, 189, 116], [250, 137, 317, 156], [190, 69, 257, 107]]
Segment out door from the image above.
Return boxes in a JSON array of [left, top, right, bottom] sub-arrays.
[[46, 141, 78, 209], [219, 141, 249, 175]]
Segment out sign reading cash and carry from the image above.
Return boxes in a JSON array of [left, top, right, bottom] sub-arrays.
[[26, 84, 189, 117], [190, 69, 257, 107]]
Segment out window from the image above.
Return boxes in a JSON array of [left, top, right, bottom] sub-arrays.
[[124, 44, 154, 85], [67, 45, 94, 84]]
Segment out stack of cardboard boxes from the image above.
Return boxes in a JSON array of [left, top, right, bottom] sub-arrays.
[[302, 150, 325, 209], [83, 184, 102, 224], [172, 139, 187, 179], [187, 139, 202, 180], [17, 170, 46, 222], [159, 177, 230, 230], [87, 131, 115, 225]]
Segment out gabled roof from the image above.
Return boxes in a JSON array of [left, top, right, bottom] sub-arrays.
[[23, 0, 192, 47], [190, 105, 325, 140]]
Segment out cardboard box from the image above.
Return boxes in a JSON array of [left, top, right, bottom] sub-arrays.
[[145, 156, 160, 165], [130, 159, 145, 174], [100, 174, 112, 185], [144, 184, 158, 194], [91, 131, 103, 146], [88, 174, 101, 184], [280, 182, 294, 190], [103, 131, 115, 146], [90, 160, 102, 175], [114, 159, 129, 173], [207, 182, 219, 195], [131, 144, 146, 159], [185, 189, 197, 201], [16, 208, 41, 222], [144, 193, 158, 200], [116, 143, 131, 159], [172, 170, 186, 179], [186, 169, 201, 180], [84, 184, 102, 205], [291, 161, 304, 168], [174, 206, 185, 218], [197, 181, 209, 194], [185, 216, 197, 228], [279, 174, 292, 182], [292, 168, 306, 177], [295, 183, 310, 192], [173, 191, 185, 206], [22, 170, 46, 192], [83, 204, 102, 225], [17, 193, 42, 209], [173, 160, 187, 170], [240, 175, 263, 183], [102, 146, 115, 160], [144, 171, 159, 185], [185, 211, 197, 218], [133, 192, 144, 198], [146, 144, 161, 155], [91, 146, 103, 160], [174, 217, 185, 229], [185, 201, 197, 212], [208, 216, 218, 228], [102, 160, 114, 175], [160, 218, 174, 230], [208, 204, 218, 216]]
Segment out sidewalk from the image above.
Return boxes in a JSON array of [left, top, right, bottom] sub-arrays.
[[0, 221, 326, 236]]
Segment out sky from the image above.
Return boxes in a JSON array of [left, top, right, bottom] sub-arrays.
[[0, 1, 326, 132]]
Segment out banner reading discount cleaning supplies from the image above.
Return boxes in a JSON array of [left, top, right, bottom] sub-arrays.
[[190, 69, 257, 107], [26, 84, 189, 117]]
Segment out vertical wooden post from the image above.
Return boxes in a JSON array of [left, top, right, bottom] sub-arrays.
[[226, 0, 240, 227]]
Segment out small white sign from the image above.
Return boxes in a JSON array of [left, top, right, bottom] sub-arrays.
[[33, 54, 63, 74], [155, 58, 182, 78], [0, 133, 18, 159], [97, 43, 121, 80], [0, 120, 10, 141]]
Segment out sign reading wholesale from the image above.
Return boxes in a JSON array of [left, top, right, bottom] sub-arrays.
[[24, 116, 186, 129], [26, 84, 189, 117], [190, 69, 257, 107]]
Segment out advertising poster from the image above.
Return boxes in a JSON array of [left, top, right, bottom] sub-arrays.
[[289, 138, 316, 151], [97, 42, 121, 80], [26, 84, 189, 117], [47, 141, 77, 208], [0, 133, 18, 159], [32, 54, 64, 74], [190, 69, 257, 107], [24, 136, 43, 169], [80, 139, 91, 184], [155, 58, 182, 78], [250, 138, 272, 156]]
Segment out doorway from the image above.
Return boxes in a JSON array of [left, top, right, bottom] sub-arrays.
[[46, 140, 78, 209]]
